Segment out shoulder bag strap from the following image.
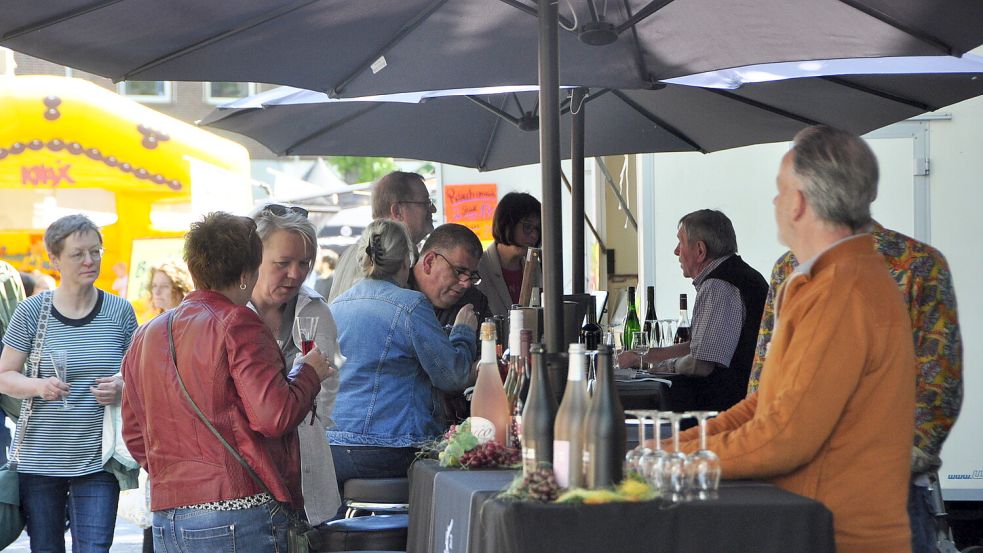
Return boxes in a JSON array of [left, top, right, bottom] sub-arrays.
[[166, 312, 275, 498], [8, 291, 55, 468]]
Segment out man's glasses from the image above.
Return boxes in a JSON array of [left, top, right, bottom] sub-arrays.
[[433, 252, 481, 285], [263, 204, 309, 218], [399, 199, 436, 212]]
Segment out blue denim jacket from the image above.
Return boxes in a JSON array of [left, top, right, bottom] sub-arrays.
[[328, 278, 477, 447]]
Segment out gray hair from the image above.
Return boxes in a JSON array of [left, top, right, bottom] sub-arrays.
[[678, 209, 737, 260], [420, 223, 483, 260], [356, 219, 415, 280], [372, 171, 426, 219], [791, 125, 878, 231], [44, 214, 102, 256], [251, 206, 318, 270]]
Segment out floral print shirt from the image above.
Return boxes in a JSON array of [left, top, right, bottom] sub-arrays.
[[747, 223, 963, 460]]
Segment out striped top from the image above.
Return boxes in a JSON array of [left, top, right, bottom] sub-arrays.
[[2, 290, 137, 476]]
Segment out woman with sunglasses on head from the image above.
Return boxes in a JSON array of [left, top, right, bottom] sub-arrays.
[[477, 192, 543, 317], [121, 212, 335, 552], [248, 203, 346, 525], [328, 219, 477, 510], [0, 214, 138, 552]]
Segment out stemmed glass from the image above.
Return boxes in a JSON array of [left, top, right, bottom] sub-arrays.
[[624, 410, 652, 478], [686, 411, 721, 500], [662, 412, 690, 502], [295, 316, 319, 354], [49, 350, 70, 410], [657, 319, 677, 348], [630, 331, 647, 374], [640, 411, 668, 495]]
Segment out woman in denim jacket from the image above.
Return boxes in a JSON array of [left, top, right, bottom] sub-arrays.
[[329, 219, 478, 500]]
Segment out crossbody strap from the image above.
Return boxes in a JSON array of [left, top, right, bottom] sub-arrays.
[[8, 290, 54, 468], [166, 312, 275, 498]]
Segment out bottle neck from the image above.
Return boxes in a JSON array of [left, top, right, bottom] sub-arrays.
[[481, 338, 498, 364], [567, 354, 585, 382]]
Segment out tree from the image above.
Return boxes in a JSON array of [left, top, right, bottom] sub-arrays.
[[327, 156, 395, 184]]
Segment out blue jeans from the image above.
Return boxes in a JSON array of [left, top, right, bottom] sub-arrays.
[[152, 500, 291, 553], [18, 470, 120, 553], [908, 481, 936, 553], [330, 445, 418, 518]]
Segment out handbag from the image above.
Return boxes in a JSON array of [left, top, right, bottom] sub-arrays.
[[166, 313, 316, 553], [1, 291, 54, 548]]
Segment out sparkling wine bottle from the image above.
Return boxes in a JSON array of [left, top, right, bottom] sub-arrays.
[[554, 343, 589, 488], [642, 285, 658, 347], [521, 343, 557, 475], [583, 345, 626, 489], [471, 321, 510, 445], [621, 286, 641, 350], [674, 293, 691, 344]]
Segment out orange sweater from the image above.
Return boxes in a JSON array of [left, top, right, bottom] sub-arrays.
[[680, 235, 915, 553]]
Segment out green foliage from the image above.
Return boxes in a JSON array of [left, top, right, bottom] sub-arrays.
[[326, 156, 396, 184]]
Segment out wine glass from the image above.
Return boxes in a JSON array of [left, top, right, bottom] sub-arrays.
[[686, 411, 721, 500], [295, 316, 319, 354], [662, 412, 690, 502], [657, 319, 677, 348], [641, 411, 668, 495], [624, 410, 651, 478], [49, 350, 70, 410], [604, 288, 629, 336], [630, 331, 647, 373], [585, 350, 597, 396]]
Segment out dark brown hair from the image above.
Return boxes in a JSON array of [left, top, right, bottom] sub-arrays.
[[491, 192, 541, 247], [184, 212, 262, 291], [420, 223, 483, 260]]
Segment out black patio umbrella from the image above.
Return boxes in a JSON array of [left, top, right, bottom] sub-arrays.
[[1, 0, 982, 98], [200, 66, 983, 171]]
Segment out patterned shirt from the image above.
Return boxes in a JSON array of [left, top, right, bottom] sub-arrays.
[[689, 255, 746, 367], [747, 223, 963, 460]]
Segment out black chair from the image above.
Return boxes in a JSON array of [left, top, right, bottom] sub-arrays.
[[342, 477, 409, 518], [310, 478, 410, 552]]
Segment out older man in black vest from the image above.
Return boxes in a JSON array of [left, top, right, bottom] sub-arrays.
[[621, 209, 767, 412]]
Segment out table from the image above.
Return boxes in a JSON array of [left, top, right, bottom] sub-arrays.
[[408, 459, 834, 553]]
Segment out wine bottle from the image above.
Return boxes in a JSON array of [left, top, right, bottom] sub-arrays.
[[511, 329, 532, 448], [579, 296, 601, 351], [471, 320, 510, 445], [583, 345, 626, 489], [674, 293, 691, 344], [621, 286, 641, 350], [641, 285, 658, 347], [504, 307, 525, 414], [521, 343, 557, 475], [554, 343, 589, 488]]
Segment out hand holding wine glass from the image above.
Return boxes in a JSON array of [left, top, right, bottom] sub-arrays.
[[298, 345, 335, 382], [48, 350, 71, 409]]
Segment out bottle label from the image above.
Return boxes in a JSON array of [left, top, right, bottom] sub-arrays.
[[522, 447, 537, 474], [553, 440, 571, 488], [469, 417, 496, 444]]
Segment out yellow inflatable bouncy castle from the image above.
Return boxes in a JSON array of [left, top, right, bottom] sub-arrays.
[[0, 76, 250, 318]]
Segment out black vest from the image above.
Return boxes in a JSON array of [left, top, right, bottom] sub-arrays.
[[670, 254, 768, 412]]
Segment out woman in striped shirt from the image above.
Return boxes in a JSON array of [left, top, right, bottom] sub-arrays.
[[0, 214, 138, 552]]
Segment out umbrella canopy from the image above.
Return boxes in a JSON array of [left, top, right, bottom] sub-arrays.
[[200, 55, 983, 171], [3, 1, 983, 97]]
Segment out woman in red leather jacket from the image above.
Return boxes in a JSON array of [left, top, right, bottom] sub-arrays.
[[121, 212, 335, 552]]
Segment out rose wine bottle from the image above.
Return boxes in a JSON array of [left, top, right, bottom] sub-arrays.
[[554, 343, 588, 488], [521, 343, 557, 475], [583, 345, 626, 489], [471, 320, 510, 445]]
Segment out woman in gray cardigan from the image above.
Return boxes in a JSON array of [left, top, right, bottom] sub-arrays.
[[476, 192, 542, 317]]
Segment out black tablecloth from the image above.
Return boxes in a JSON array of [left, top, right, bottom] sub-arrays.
[[474, 481, 834, 553], [410, 459, 834, 553]]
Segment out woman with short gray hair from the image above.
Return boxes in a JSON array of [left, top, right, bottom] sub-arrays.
[[0, 213, 138, 552]]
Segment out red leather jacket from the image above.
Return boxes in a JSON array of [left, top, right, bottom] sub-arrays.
[[121, 290, 321, 511]]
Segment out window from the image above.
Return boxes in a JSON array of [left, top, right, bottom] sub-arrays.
[[117, 81, 172, 104], [204, 82, 255, 104]]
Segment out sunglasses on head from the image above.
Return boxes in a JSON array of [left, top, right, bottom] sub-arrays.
[[263, 204, 309, 218]]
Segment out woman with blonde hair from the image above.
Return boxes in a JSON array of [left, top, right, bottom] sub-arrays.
[[329, 219, 477, 503], [147, 261, 193, 315]]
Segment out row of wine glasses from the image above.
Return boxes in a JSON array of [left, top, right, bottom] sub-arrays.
[[624, 410, 720, 502]]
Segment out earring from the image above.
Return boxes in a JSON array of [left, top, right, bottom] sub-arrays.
[[239, 282, 247, 291]]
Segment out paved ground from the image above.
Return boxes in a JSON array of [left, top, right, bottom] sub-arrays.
[[6, 517, 146, 552]]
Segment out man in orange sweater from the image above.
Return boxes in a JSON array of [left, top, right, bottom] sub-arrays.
[[677, 125, 915, 553]]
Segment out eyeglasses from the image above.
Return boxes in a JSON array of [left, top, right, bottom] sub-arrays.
[[65, 248, 104, 263], [519, 219, 541, 235], [433, 252, 481, 285], [263, 204, 309, 218], [399, 199, 437, 212]]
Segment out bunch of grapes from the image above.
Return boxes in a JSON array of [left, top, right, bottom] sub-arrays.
[[515, 467, 561, 502], [459, 441, 521, 468]]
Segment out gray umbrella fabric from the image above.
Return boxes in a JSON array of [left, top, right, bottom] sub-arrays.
[[201, 70, 983, 171], [3, 0, 983, 97]]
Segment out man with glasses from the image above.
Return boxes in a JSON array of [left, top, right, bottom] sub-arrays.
[[328, 171, 436, 303]]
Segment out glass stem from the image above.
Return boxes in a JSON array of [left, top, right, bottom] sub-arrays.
[[672, 415, 681, 453], [699, 415, 709, 451]]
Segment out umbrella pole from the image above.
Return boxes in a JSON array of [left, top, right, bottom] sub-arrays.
[[538, 0, 562, 358], [571, 88, 587, 295]]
